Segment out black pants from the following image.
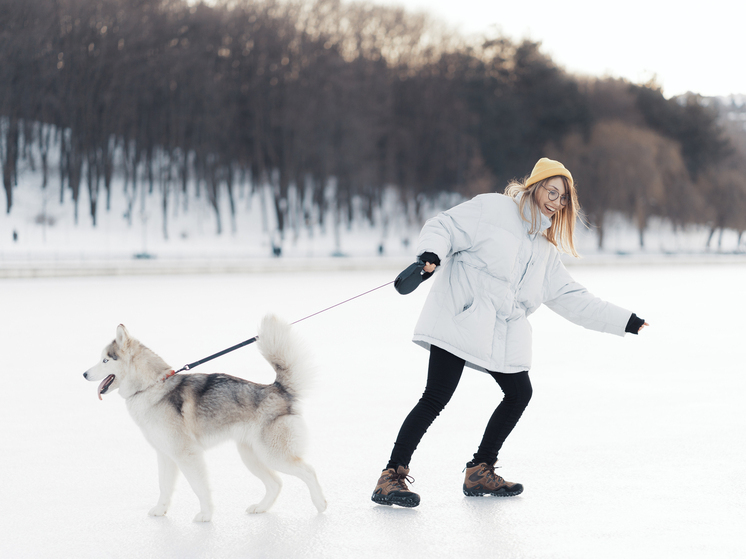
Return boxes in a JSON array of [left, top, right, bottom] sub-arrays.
[[387, 345, 533, 469]]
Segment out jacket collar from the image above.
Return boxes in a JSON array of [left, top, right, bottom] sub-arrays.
[[517, 193, 552, 235]]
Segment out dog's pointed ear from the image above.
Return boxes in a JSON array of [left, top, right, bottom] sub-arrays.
[[116, 324, 130, 346]]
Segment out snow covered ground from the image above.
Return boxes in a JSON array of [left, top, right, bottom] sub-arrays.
[[1, 263, 744, 558]]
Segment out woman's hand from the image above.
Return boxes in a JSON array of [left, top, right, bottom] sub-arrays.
[[638, 322, 650, 333], [423, 262, 437, 274]]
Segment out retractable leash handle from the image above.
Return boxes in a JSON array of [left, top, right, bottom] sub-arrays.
[[394, 259, 434, 295]]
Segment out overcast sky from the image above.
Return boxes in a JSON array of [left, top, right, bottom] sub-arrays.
[[377, 0, 745, 99]]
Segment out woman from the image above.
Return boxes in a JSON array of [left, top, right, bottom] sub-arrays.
[[372, 158, 648, 508]]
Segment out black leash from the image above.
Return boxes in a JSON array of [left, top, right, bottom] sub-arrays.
[[173, 279, 395, 374]]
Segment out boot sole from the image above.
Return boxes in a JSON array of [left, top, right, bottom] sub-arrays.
[[463, 484, 524, 497], [371, 493, 420, 508]]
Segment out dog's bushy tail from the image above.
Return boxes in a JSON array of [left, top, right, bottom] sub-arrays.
[[256, 314, 313, 399]]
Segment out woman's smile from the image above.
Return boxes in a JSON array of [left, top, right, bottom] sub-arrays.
[[536, 176, 567, 217]]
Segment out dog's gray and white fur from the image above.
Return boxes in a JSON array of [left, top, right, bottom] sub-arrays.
[[83, 314, 326, 522]]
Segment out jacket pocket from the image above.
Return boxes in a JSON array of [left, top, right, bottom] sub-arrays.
[[449, 260, 474, 316], [454, 299, 477, 323], [452, 298, 496, 362]]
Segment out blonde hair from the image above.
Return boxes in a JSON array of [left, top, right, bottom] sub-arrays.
[[504, 175, 581, 257]]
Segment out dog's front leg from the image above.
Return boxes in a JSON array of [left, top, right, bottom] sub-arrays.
[[149, 451, 178, 517], [176, 452, 214, 522]]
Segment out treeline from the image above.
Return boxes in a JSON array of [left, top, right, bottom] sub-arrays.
[[1, 0, 743, 248], [550, 82, 745, 247]]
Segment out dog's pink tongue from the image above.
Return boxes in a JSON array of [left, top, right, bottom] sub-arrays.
[[97, 374, 115, 400]]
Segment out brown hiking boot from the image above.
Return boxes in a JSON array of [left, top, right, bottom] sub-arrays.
[[371, 466, 420, 507], [463, 462, 523, 497]]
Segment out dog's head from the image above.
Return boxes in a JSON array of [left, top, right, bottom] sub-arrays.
[[83, 324, 131, 400]]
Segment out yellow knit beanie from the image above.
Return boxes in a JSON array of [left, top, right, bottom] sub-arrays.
[[526, 158, 573, 188]]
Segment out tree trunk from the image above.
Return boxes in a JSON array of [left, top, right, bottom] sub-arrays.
[[161, 181, 169, 241], [594, 213, 605, 250], [39, 123, 51, 190], [87, 151, 99, 226], [68, 140, 83, 225], [103, 138, 114, 212], [705, 227, 716, 249], [3, 116, 18, 213], [226, 164, 237, 234], [206, 165, 222, 235]]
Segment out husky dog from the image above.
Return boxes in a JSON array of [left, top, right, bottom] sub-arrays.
[[83, 314, 327, 522]]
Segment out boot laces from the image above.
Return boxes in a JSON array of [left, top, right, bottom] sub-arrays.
[[388, 470, 415, 490], [483, 464, 505, 485]]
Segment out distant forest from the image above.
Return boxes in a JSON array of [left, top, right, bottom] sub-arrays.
[[1, 0, 745, 249]]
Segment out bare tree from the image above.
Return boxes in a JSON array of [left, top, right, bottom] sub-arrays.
[[552, 121, 692, 248]]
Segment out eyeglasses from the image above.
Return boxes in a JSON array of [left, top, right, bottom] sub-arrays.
[[541, 185, 569, 207]]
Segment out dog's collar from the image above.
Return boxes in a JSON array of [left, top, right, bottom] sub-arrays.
[[130, 370, 178, 399]]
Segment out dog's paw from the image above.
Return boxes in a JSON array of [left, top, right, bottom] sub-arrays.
[[192, 511, 212, 522], [246, 504, 268, 514], [148, 504, 168, 517], [315, 499, 328, 513]]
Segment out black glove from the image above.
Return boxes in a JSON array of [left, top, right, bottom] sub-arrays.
[[419, 252, 441, 267], [625, 313, 646, 334]]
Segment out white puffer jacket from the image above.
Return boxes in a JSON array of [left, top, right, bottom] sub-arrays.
[[413, 193, 632, 373]]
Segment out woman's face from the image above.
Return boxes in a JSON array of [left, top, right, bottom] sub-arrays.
[[535, 176, 568, 218]]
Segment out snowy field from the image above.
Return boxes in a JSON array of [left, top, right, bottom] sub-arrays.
[[1, 263, 744, 558]]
